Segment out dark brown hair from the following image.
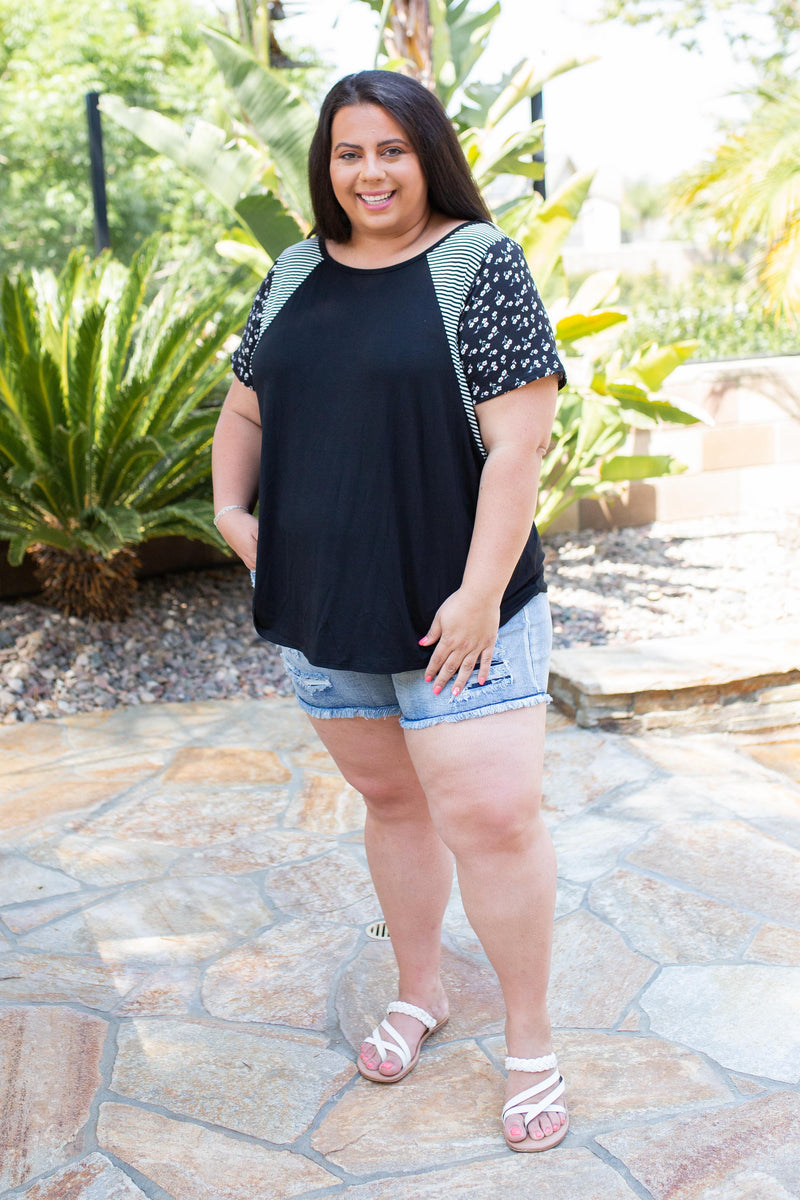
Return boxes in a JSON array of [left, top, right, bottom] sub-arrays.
[[308, 70, 492, 242]]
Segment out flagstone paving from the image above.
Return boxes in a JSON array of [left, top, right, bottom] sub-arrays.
[[1, 697, 799, 1199]]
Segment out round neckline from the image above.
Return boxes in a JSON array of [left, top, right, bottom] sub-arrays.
[[319, 220, 482, 274]]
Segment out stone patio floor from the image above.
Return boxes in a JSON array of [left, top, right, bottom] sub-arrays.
[[1, 697, 799, 1200]]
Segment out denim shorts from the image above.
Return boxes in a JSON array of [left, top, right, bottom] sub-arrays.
[[278, 592, 552, 731]]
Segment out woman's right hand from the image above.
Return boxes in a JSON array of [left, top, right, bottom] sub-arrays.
[[216, 510, 259, 571]]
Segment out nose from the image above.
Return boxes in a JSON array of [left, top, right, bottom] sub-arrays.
[[359, 152, 386, 182]]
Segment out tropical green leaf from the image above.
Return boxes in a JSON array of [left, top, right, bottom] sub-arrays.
[[234, 192, 304, 257], [100, 95, 265, 213], [624, 340, 699, 391], [216, 238, 273, 276], [201, 26, 316, 224], [599, 454, 688, 482], [556, 311, 627, 342]]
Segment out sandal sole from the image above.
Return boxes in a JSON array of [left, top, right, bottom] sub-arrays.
[[504, 1114, 569, 1153]]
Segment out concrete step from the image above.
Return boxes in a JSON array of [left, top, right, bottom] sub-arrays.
[[549, 625, 800, 733]]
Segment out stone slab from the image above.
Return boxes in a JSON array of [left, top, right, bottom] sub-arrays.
[[747, 922, 800, 965], [596, 1091, 800, 1200], [549, 911, 656, 1028], [79, 784, 291, 847], [640, 964, 800, 1082], [111, 1018, 354, 1142], [0, 854, 80, 904], [97, 1103, 339, 1199], [741, 736, 800, 784], [551, 813, 647, 885], [0, 888, 118, 935], [542, 726, 656, 822], [23, 834, 180, 886], [17, 1153, 149, 1199], [20, 875, 272, 964], [312, 1042, 502, 1173], [588, 867, 754, 962], [202, 922, 360, 1029], [0, 1006, 107, 1191], [336, 1147, 640, 1199], [168, 829, 326, 877], [112, 966, 202, 1016], [163, 745, 291, 785], [0, 953, 147, 1010], [0, 774, 128, 835], [551, 626, 800, 695], [628, 821, 800, 924], [284, 770, 365, 834], [267, 846, 378, 925]]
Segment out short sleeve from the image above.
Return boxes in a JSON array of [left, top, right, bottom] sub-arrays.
[[231, 267, 275, 387], [458, 238, 566, 403]]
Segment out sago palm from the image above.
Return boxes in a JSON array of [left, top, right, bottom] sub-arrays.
[[0, 241, 249, 618]]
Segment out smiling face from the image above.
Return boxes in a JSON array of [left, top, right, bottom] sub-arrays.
[[328, 103, 430, 242]]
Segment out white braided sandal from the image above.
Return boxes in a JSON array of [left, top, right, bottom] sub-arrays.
[[502, 1053, 569, 1152], [357, 1001, 449, 1084]]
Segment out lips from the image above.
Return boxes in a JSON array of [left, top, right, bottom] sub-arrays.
[[357, 191, 395, 209]]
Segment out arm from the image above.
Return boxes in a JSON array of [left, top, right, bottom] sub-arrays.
[[211, 376, 263, 571], [420, 374, 558, 695]]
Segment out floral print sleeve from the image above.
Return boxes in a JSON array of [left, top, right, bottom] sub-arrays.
[[458, 237, 566, 403], [230, 267, 275, 387]]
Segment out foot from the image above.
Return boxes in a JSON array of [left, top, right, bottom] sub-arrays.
[[503, 1056, 568, 1148], [358, 993, 449, 1079]]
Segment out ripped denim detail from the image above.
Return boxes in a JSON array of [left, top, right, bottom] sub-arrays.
[[289, 667, 332, 695], [451, 649, 513, 703]]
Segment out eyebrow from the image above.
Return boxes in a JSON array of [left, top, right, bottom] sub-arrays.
[[333, 138, 410, 151]]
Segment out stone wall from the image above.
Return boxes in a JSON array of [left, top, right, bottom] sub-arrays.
[[553, 354, 800, 532]]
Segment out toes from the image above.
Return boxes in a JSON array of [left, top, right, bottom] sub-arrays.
[[504, 1118, 526, 1143]]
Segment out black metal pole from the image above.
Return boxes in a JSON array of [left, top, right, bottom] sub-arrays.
[[531, 91, 546, 201], [86, 92, 111, 254]]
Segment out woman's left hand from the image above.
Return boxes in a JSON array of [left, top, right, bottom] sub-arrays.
[[419, 588, 501, 696]]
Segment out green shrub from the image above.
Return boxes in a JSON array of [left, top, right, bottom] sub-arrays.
[[0, 241, 249, 617]]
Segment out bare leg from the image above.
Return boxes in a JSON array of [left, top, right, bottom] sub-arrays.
[[308, 715, 453, 1075], [404, 703, 566, 1143]]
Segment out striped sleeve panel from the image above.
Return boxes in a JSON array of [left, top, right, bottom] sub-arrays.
[[257, 239, 323, 341], [426, 222, 506, 458]]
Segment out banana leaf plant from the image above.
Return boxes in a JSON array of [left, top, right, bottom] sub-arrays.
[[0, 241, 250, 618]]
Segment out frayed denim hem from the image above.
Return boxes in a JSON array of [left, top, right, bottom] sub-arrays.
[[399, 692, 551, 731], [293, 697, 402, 721]]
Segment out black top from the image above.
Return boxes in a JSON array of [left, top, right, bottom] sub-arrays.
[[231, 221, 566, 673]]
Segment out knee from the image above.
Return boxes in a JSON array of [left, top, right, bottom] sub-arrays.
[[343, 769, 427, 821], [435, 792, 542, 858]]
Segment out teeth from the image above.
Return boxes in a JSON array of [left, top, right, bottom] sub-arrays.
[[360, 192, 392, 205]]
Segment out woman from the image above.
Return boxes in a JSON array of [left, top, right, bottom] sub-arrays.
[[212, 69, 568, 1153]]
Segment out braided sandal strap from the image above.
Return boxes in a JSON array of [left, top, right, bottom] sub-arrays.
[[387, 1001, 438, 1030], [505, 1053, 557, 1073]]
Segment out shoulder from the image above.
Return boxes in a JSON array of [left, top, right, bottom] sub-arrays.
[[428, 222, 530, 286], [273, 237, 324, 274]]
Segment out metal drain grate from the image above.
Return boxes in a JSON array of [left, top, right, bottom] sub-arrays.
[[365, 919, 391, 940]]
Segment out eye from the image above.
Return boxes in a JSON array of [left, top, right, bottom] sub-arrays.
[[338, 151, 358, 161], [382, 146, 403, 157]]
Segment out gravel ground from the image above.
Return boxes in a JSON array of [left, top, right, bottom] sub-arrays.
[[2, 512, 798, 724]]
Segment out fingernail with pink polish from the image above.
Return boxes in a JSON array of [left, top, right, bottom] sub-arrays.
[[433, 685, 441, 695]]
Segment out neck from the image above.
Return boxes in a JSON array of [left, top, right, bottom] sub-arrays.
[[336, 208, 441, 267]]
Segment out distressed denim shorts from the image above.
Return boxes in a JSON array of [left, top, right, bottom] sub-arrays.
[[278, 592, 552, 731]]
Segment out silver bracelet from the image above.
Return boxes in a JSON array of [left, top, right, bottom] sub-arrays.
[[213, 504, 249, 529]]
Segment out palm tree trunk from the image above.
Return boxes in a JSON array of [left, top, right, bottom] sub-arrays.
[[383, 0, 435, 90]]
